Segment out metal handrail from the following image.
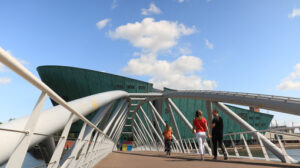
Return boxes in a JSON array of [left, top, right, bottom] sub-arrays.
[[0, 48, 128, 139], [224, 126, 300, 137]]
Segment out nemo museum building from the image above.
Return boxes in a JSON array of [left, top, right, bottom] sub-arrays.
[[37, 66, 273, 141]]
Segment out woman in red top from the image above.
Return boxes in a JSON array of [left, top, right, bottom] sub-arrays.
[[193, 110, 210, 160]]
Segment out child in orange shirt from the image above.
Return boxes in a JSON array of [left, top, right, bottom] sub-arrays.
[[163, 124, 173, 155]]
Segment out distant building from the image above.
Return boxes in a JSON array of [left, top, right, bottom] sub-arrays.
[[37, 66, 273, 140]]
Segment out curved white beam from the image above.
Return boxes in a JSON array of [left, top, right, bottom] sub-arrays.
[[0, 91, 128, 165], [162, 91, 300, 116]]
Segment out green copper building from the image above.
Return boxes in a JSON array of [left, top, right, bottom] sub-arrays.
[[37, 65, 273, 140]]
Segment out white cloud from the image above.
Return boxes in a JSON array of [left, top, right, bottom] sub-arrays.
[[141, 3, 162, 15], [179, 47, 192, 55], [109, 18, 216, 90], [288, 8, 300, 19], [178, 0, 184, 3], [0, 77, 11, 85], [96, 18, 111, 30], [277, 63, 300, 90], [112, 0, 118, 9], [123, 54, 217, 90], [109, 17, 197, 53], [205, 39, 214, 49]]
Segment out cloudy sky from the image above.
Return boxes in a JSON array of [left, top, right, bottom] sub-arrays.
[[0, 0, 300, 126]]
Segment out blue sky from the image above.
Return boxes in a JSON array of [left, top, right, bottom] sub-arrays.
[[0, 0, 300, 126]]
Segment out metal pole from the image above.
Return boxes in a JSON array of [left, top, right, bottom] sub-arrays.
[[136, 113, 156, 144], [133, 126, 150, 151], [276, 134, 291, 163], [187, 139, 194, 154], [61, 123, 87, 168], [214, 102, 295, 163], [111, 113, 127, 142], [134, 128, 147, 151], [134, 120, 152, 150], [166, 99, 185, 153], [139, 107, 159, 151], [240, 133, 253, 159], [148, 102, 164, 140], [108, 105, 128, 137], [103, 100, 127, 134], [229, 135, 240, 158], [140, 106, 165, 145], [192, 138, 199, 154], [256, 132, 270, 161], [48, 114, 75, 168], [6, 92, 47, 168]]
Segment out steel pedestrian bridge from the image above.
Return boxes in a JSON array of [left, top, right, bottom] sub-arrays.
[[0, 48, 300, 168]]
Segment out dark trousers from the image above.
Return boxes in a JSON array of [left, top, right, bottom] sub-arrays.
[[165, 139, 172, 151], [212, 135, 226, 157]]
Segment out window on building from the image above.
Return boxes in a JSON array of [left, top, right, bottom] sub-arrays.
[[115, 84, 123, 89], [127, 85, 135, 89], [139, 86, 146, 90], [238, 113, 247, 120]]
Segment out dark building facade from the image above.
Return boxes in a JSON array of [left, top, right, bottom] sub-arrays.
[[37, 65, 273, 140]]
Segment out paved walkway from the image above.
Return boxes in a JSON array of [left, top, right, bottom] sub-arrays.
[[94, 151, 300, 168]]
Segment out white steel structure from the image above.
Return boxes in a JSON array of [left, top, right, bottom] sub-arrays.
[[0, 48, 300, 167]]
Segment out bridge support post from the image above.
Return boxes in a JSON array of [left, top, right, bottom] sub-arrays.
[[229, 135, 240, 158], [276, 134, 291, 164], [240, 133, 253, 159], [148, 102, 164, 143], [48, 114, 75, 168], [6, 92, 47, 168], [136, 113, 157, 150], [61, 123, 87, 168], [183, 140, 189, 153], [256, 132, 270, 161], [166, 99, 185, 153], [133, 128, 147, 151], [103, 100, 127, 134], [134, 120, 152, 150], [112, 110, 128, 142], [140, 106, 165, 151], [214, 102, 295, 163], [222, 142, 229, 157], [108, 104, 128, 138], [192, 138, 199, 154], [187, 139, 193, 153]]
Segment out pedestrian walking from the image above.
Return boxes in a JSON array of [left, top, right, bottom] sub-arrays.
[[211, 109, 228, 160], [163, 124, 173, 156], [193, 110, 210, 160]]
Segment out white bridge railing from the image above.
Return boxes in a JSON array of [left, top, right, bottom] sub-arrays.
[[1, 47, 300, 168], [144, 127, 300, 162], [0, 48, 130, 168]]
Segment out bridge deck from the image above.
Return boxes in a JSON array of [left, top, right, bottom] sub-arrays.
[[94, 151, 300, 168]]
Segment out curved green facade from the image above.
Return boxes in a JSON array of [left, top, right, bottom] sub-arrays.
[[37, 65, 273, 140]]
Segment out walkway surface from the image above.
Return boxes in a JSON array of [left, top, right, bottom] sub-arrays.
[[94, 151, 300, 168]]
